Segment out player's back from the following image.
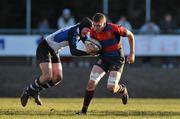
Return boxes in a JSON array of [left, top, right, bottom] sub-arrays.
[[46, 24, 78, 43], [45, 24, 79, 51]]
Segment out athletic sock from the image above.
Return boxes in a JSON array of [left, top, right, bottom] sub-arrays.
[[27, 77, 55, 96], [117, 84, 125, 93], [81, 90, 95, 113], [46, 80, 55, 87]]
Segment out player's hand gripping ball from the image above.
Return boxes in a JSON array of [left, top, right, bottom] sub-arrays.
[[85, 38, 102, 54]]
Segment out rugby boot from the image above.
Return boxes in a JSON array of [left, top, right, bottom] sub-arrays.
[[76, 111, 87, 115], [20, 87, 30, 107], [32, 92, 42, 106], [121, 84, 129, 105]]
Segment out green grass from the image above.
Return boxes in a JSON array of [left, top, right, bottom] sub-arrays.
[[0, 98, 180, 119]]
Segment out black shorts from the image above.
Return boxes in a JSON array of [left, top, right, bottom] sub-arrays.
[[95, 56, 125, 73], [36, 40, 60, 64]]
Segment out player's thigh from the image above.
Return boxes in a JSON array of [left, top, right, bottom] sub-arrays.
[[87, 65, 106, 90], [51, 51, 62, 81], [36, 40, 52, 64], [108, 71, 122, 86], [107, 61, 125, 87], [36, 40, 53, 80]]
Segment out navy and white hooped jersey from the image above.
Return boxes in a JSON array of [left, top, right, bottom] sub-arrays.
[[45, 24, 77, 51], [45, 24, 89, 56]]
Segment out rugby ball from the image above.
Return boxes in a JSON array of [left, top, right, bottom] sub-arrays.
[[85, 38, 102, 52]]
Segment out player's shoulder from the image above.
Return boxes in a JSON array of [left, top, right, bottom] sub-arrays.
[[107, 22, 116, 26], [64, 24, 79, 32], [64, 24, 80, 36], [108, 23, 127, 34], [107, 23, 123, 29], [68, 23, 79, 32], [105, 23, 120, 32]]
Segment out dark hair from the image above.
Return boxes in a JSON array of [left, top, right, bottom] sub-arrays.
[[92, 13, 106, 22], [79, 17, 92, 32]]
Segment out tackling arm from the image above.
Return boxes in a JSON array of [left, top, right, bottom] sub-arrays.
[[67, 28, 89, 56], [68, 40, 89, 56]]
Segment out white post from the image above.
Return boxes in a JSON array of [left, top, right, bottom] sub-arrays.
[[146, 0, 151, 22], [103, 0, 108, 15], [26, 0, 31, 34]]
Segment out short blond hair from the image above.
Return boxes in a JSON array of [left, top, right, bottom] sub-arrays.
[[92, 13, 106, 22]]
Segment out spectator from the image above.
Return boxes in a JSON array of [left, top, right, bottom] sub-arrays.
[[139, 21, 160, 34], [57, 8, 76, 29], [160, 13, 177, 34], [139, 21, 160, 67], [159, 14, 177, 68], [37, 18, 50, 34], [116, 16, 132, 31]]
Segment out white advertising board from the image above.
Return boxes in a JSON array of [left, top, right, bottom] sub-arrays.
[[0, 35, 180, 56], [122, 35, 180, 56]]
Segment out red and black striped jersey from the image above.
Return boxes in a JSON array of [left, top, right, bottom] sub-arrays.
[[90, 23, 127, 57]]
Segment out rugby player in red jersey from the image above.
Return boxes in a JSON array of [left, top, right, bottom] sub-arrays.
[[78, 13, 135, 114]]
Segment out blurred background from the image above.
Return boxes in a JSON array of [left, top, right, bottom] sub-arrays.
[[0, 0, 180, 98]]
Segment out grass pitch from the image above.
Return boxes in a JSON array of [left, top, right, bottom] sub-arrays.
[[0, 98, 180, 119]]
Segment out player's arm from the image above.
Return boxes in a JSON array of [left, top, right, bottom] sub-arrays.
[[80, 32, 98, 55], [67, 28, 90, 56], [126, 29, 135, 64], [68, 39, 89, 56], [112, 23, 135, 63]]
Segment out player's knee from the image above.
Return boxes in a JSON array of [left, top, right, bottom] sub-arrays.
[[87, 80, 96, 90], [53, 74, 63, 84], [107, 76, 119, 93], [42, 73, 52, 82]]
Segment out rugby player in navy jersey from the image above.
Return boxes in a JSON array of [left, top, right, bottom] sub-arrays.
[[20, 17, 93, 107], [78, 13, 135, 114]]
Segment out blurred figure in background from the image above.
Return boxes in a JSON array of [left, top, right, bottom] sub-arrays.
[[117, 16, 132, 31], [139, 21, 160, 34], [139, 21, 160, 67], [160, 13, 177, 34], [57, 8, 76, 29], [160, 13, 176, 68], [37, 18, 50, 34]]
